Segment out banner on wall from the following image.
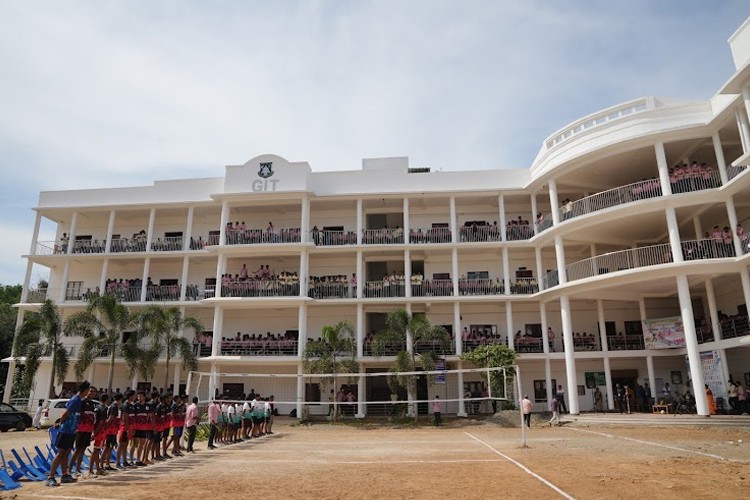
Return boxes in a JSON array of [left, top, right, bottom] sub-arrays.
[[685, 351, 728, 405], [436, 359, 446, 384], [642, 316, 685, 349]]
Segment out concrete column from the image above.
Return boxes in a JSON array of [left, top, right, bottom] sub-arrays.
[[29, 212, 42, 255], [603, 356, 614, 410], [356, 199, 363, 245], [140, 257, 150, 302], [743, 85, 750, 142], [502, 247, 511, 295], [712, 132, 729, 185], [300, 197, 310, 242], [705, 279, 722, 341], [405, 303, 413, 353], [457, 360, 467, 417], [218, 200, 229, 245], [299, 250, 308, 297], [105, 210, 116, 253], [548, 179, 560, 226], [356, 251, 363, 298], [530, 193, 538, 235], [99, 259, 109, 294], [402, 198, 410, 244], [179, 255, 190, 301], [506, 302, 514, 350], [449, 196, 457, 243], [535, 247, 544, 291], [20, 261, 34, 303], [145, 208, 156, 252], [356, 364, 366, 418], [173, 363, 181, 396], [540, 302, 549, 354], [654, 142, 672, 195], [736, 107, 750, 153], [740, 269, 750, 318], [554, 235, 567, 284], [451, 248, 459, 296], [297, 304, 307, 357], [214, 254, 226, 298], [67, 211, 79, 255], [544, 358, 554, 407], [184, 206, 194, 251], [3, 359, 15, 403], [665, 207, 682, 262], [453, 302, 462, 356], [646, 355, 657, 399], [59, 261, 71, 302], [404, 250, 412, 297], [210, 307, 223, 357], [597, 300, 608, 353], [725, 197, 744, 256], [717, 349, 731, 390], [676, 275, 709, 416], [498, 194, 507, 242], [296, 363, 304, 419], [356, 303, 364, 357], [692, 216, 702, 240], [560, 295, 579, 414]]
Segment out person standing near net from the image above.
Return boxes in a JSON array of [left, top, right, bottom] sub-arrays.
[[185, 396, 199, 453], [433, 396, 442, 426], [549, 397, 560, 426], [207, 398, 221, 449], [521, 395, 533, 428]]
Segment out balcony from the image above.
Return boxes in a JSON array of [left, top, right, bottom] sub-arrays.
[[573, 336, 600, 351], [363, 339, 454, 356], [222, 280, 300, 298], [219, 339, 298, 356], [35, 241, 62, 255], [225, 227, 301, 245], [721, 315, 749, 339], [308, 282, 353, 299], [411, 279, 453, 297], [669, 171, 722, 194], [72, 240, 106, 254], [411, 227, 452, 244], [311, 229, 357, 246], [506, 223, 533, 241], [559, 179, 663, 224], [363, 280, 405, 298], [458, 278, 503, 296], [362, 228, 404, 245], [25, 287, 50, 303], [363, 340, 405, 356], [565, 244, 673, 284], [462, 337, 505, 352], [727, 165, 747, 181], [509, 279, 539, 295], [514, 337, 544, 353], [458, 225, 501, 243], [681, 239, 736, 260], [151, 236, 184, 252], [111, 238, 147, 253], [606, 334, 645, 351], [145, 285, 182, 302], [697, 324, 715, 344]]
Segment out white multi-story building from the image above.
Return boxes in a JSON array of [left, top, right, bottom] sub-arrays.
[[6, 18, 750, 418]]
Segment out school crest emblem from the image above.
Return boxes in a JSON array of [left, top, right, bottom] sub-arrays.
[[258, 162, 274, 179]]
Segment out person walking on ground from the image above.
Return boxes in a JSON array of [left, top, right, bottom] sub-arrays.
[[615, 384, 626, 414], [185, 397, 199, 453], [433, 396, 442, 426], [593, 387, 604, 413], [521, 395, 533, 428], [33, 399, 44, 430], [549, 397, 560, 426], [555, 385, 567, 414], [207, 398, 221, 449]]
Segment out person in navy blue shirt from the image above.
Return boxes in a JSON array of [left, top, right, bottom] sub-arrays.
[[46, 381, 91, 487]]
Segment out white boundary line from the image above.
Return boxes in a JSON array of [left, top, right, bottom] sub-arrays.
[[464, 432, 576, 500], [23, 495, 124, 500], [215, 458, 506, 464], [566, 427, 745, 463]]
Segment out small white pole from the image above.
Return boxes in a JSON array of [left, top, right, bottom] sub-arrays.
[[516, 365, 527, 448]]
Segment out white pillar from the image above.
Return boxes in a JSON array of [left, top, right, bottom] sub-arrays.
[[548, 179, 560, 226], [214, 254, 226, 298], [597, 300, 608, 353], [356, 199, 363, 245], [140, 257, 150, 302], [740, 269, 750, 318], [544, 358, 554, 407], [535, 247, 544, 291], [603, 356, 614, 410], [453, 302, 462, 356], [540, 302, 549, 354], [654, 142, 672, 195], [498, 194, 506, 242], [356, 251, 363, 298], [67, 211, 79, 255], [3, 359, 15, 403], [29, 212, 42, 255], [405, 303, 413, 353], [554, 235, 567, 284], [179, 255, 190, 301], [449, 196, 457, 243], [725, 197, 744, 256], [506, 302, 514, 350], [405, 304, 414, 417], [297, 304, 307, 357], [692, 216, 702, 240], [502, 247, 511, 295], [356, 303, 364, 357], [20, 260, 34, 303], [184, 206, 194, 251], [296, 363, 304, 419], [457, 360, 467, 417], [356, 364, 366, 418], [676, 275, 709, 416], [712, 132, 729, 185], [218, 200, 229, 245], [105, 210, 116, 253], [59, 261, 71, 302], [530, 193, 538, 235], [145, 208, 156, 252], [560, 295, 579, 414], [210, 307, 223, 357], [736, 107, 750, 153], [299, 250, 308, 297], [404, 250, 412, 297], [451, 248, 459, 296], [743, 86, 750, 140], [173, 362, 181, 395], [646, 355, 656, 399], [665, 207, 682, 262], [300, 197, 310, 242], [99, 259, 109, 294], [705, 279, 722, 341], [402, 198, 410, 244]]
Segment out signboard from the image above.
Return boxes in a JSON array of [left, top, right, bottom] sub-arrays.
[[695, 351, 728, 405], [436, 359, 446, 384], [643, 316, 685, 349], [585, 371, 606, 389]]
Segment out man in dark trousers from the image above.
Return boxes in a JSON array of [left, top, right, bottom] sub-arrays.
[[555, 385, 567, 414]]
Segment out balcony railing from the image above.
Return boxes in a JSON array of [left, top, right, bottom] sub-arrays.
[[110, 286, 143, 302], [151, 236, 184, 251], [606, 334, 645, 351], [411, 279, 454, 297], [573, 336, 600, 351], [36, 241, 62, 255], [308, 282, 352, 299], [681, 239, 736, 260], [193, 343, 212, 357], [727, 165, 747, 181], [362, 228, 404, 245], [458, 278, 503, 296], [411, 227, 452, 244], [506, 224, 533, 241], [509, 279, 539, 295], [565, 244, 673, 283], [536, 217, 553, 233], [542, 271, 559, 289], [697, 324, 714, 344], [311, 230, 357, 246], [225, 227, 301, 245], [669, 170, 723, 194], [462, 337, 506, 352], [145, 285, 181, 301], [363, 341, 406, 356], [721, 315, 749, 339], [222, 280, 300, 298], [560, 179, 663, 223], [514, 337, 544, 353], [72, 240, 106, 254], [111, 238, 147, 253], [219, 339, 298, 356], [364, 281, 405, 298], [458, 225, 501, 243], [25, 287, 50, 303]]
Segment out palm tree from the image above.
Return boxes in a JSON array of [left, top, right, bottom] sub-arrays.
[[133, 305, 203, 391], [13, 300, 70, 399], [63, 293, 136, 395], [372, 308, 449, 423], [303, 321, 358, 421]]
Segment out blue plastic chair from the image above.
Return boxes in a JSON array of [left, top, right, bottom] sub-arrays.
[[10, 449, 46, 481], [0, 459, 21, 490], [0, 449, 26, 482]]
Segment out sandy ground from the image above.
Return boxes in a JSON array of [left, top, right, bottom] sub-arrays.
[[2, 417, 749, 500]]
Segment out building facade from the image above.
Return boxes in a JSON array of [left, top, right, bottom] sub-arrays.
[[6, 18, 750, 417]]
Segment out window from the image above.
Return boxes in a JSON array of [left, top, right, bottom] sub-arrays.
[[525, 324, 542, 338], [164, 231, 183, 238], [66, 281, 84, 300], [624, 321, 643, 335], [469, 324, 496, 336], [533, 379, 556, 403], [305, 383, 321, 402], [467, 271, 489, 280]]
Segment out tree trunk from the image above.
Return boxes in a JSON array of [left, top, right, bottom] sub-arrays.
[[164, 344, 171, 393], [107, 346, 116, 395], [332, 351, 337, 422], [48, 351, 57, 399], [412, 351, 418, 424]]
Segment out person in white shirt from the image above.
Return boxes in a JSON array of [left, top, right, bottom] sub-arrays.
[[226, 403, 236, 443], [242, 399, 252, 438], [521, 395, 533, 428], [33, 399, 44, 430]]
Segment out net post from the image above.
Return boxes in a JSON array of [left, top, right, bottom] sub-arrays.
[[516, 364, 527, 448], [186, 371, 193, 398]]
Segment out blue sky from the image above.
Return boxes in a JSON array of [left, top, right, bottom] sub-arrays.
[[0, 0, 748, 285]]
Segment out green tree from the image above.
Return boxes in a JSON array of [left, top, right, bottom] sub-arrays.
[[132, 305, 202, 391], [372, 308, 450, 423], [461, 343, 518, 411], [0, 284, 22, 388], [13, 299, 69, 398], [63, 293, 136, 395], [303, 321, 358, 421]]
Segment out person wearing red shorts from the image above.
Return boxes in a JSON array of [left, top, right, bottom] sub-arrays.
[[102, 392, 123, 471], [90, 393, 110, 477], [69, 387, 97, 477], [117, 390, 136, 468]]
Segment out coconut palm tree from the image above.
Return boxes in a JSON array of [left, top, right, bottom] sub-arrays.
[[63, 293, 136, 395], [13, 299, 69, 399], [303, 321, 358, 420], [132, 305, 202, 391], [372, 308, 449, 423]]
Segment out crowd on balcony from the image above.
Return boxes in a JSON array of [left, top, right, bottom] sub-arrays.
[[150, 236, 183, 251], [111, 230, 148, 252], [459, 222, 500, 242], [72, 239, 106, 253], [461, 326, 505, 350], [221, 264, 300, 297], [670, 162, 720, 193], [362, 331, 453, 355], [311, 226, 357, 245], [225, 221, 301, 244], [103, 278, 182, 301], [412, 225, 452, 243], [506, 216, 533, 240], [362, 226, 404, 244], [308, 274, 353, 298], [218, 331, 298, 356], [683, 225, 737, 260]]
